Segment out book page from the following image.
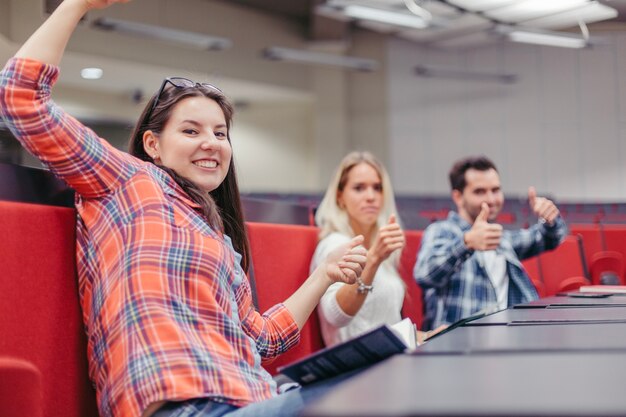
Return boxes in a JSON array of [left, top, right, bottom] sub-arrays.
[[390, 318, 417, 350]]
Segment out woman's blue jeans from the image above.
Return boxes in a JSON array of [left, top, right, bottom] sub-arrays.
[[152, 371, 356, 417]]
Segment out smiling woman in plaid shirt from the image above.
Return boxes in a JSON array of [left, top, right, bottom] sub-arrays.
[[0, 1, 368, 417]]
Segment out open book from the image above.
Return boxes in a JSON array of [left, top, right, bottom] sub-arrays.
[[423, 306, 502, 341], [277, 318, 416, 386]]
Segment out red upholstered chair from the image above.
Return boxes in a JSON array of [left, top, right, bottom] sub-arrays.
[[570, 225, 603, 266], [557, 276, 591, 293], [600, 227, 626, 279], [522, 256, 545, 298], [537, 235, 588, 297], [399, 230, 424, 329], [246, 222, 323, 375], [0, 201, 99, 417], [570, 225, 626, 281], [0, 357, 42, 417], [590, 251, 624, 285]]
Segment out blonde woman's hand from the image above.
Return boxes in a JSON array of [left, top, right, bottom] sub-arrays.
[[368, 214, 405, 266], [324, 235, 367, 285]]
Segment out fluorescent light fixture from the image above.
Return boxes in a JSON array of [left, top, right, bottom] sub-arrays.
[[343, 5, 429, 29], [485, 0, 589, 23], [446, 0, 521, 12], [262, 47, 379, 72], [415, 65, 517, 84], [493, 25, 588, 48], [80, 67, 103, 80], [524, 2, 617, 29], [509, 31, 586, 48], [92, 17, 233, 50]]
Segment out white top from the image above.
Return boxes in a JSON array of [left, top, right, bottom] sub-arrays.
[[310, 232, 405, 347], [479, 250, 508, 310]]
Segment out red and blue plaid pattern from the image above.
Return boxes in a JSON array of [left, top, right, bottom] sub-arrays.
[[0, 58, 300, 417]]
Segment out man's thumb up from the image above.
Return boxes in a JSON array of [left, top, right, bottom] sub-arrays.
[[475, 202, 490, 224], [528, 186, 537, 210]]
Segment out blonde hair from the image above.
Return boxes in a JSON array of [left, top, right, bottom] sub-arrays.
[[315, 151, 402, 268]]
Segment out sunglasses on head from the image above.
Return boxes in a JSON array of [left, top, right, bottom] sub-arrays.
[[146, 77, 223, 121]]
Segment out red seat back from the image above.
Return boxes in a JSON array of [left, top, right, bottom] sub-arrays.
[[590, 251, 624, 285], [537, 235, 588, 296], [0, 357, 42, 417], [600, 228, 626, 278], [399, 230, 423, 329], [246, 222, 323, 375], [0, 201, 98, 417], [522, 256, 545, 298], [570, 225, 604, 267]]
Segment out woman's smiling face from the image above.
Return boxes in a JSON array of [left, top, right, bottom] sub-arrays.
[[144, 96, 232, 192]]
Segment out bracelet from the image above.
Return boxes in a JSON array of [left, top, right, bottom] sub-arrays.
[[356, 277, 373, 294]]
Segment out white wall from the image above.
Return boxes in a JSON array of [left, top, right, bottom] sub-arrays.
[[347, 30, 390, 165], [388, 35, 626, 201], [232, 101, 318, 193], [0, 1, 9, 35]]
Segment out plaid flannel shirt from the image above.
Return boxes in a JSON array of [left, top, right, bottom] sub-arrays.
[[0, 58, 300, 417], [414, 211, 567, 331]]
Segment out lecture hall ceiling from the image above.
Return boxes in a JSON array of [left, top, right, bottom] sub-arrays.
[[225, 0, 626, 49]]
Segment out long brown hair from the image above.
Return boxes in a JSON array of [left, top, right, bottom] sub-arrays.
[[128, 83, 250, 272]]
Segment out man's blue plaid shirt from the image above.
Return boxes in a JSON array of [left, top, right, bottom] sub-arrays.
[[414, 211, 568, 331]]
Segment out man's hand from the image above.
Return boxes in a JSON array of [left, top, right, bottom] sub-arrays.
[[528, 186, 560, 225], [324, 235, 367, 285], [464, 202, 502, 251], [368, 214, 406, 266]]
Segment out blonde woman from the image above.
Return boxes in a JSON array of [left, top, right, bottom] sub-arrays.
[[311, 151, 407, 346]]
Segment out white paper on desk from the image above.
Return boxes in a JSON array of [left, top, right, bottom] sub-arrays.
[[390, 318, 417, 350]]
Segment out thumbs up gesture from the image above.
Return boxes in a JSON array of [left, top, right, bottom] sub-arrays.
[[324, 235, 367, 285], [463, 203, 503, 251], [528, 186, 560, 225], [368, 214, 406, 267]]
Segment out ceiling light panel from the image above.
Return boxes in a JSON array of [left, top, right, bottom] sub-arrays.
[[398, 14, 491, 42], [508, 30, 586, 48], [415, 65, 517, 83], [423, 2, 464, 18], [445, 0, 519, 13], [92, 18, 233, 50], [485, 0, 591, 23], [523, 2, 618, 29], [344, 5, 429, 29], [327, 0, 404, 9], [262, 47, 379, 72]]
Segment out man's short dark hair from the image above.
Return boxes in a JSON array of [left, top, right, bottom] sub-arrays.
[[449, 156, 498, 192]]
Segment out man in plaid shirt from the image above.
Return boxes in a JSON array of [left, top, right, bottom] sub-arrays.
[[414, 156, 567, 331]]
